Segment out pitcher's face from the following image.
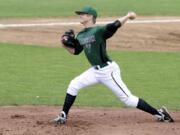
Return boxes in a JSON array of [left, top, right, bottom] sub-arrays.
[[79, 13, 93, 25]]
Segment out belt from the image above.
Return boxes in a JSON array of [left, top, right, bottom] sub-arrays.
[[94, 61, 112, 70]]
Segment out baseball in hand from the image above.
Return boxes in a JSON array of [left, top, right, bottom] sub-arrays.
[[128, 12, 136, 20]]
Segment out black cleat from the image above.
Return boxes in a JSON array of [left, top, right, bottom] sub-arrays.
[[54, 111, 67, 124], [158, 106, 174, 122]]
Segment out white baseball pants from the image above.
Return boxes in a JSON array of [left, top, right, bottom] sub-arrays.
[[67, 61, 139, 107]]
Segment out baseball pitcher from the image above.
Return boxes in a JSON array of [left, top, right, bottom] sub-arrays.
[[54, 6, 174, 124]]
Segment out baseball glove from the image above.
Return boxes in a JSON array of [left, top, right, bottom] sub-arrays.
[[61, 29, 77, 48]]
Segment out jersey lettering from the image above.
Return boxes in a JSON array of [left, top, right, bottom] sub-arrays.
[[79, 35, 95, 45]]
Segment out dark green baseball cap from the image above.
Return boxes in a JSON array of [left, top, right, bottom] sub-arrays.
[[75, 6, 97, 18]]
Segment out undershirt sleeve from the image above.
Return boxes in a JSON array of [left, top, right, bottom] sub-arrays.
[[103, 20, 122, 39], [74, 40, 83, 55]]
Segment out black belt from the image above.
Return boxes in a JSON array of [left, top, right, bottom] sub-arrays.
[[94, 61, 112, 70]]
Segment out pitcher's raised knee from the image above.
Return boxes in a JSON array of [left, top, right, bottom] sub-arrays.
[[67, 79, 81, 96]]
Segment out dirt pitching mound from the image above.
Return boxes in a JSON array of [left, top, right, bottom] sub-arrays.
[[0, 106, 180, 135]]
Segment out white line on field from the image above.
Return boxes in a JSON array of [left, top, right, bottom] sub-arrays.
[[0, 19, 180, 29]]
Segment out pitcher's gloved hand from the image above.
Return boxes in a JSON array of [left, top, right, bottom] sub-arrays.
[[61, 29, 77, 48]]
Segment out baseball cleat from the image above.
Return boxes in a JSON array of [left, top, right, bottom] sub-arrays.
[[158, 106, 174, 122], [54, 111, 67, 124]]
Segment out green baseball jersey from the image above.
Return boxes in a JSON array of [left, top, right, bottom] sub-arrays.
[[76, 25, 115, 66]]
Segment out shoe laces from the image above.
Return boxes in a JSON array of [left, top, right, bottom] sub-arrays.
[[157, 109, 165, 121]]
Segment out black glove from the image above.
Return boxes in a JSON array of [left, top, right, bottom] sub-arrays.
[[61, 29, 77, 48]]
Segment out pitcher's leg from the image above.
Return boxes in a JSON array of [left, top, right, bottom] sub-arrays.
[[101, 71, 139, 107], [101, 69, 162, 119], [62, 67, 98, 116], [54, 68, 99, 124]]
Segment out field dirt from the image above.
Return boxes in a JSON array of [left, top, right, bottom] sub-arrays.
[[0, 106, 180, 135], [0, 17, 180, 135], [0, 17, 180, 51]]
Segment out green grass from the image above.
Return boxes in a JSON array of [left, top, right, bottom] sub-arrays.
[[0, 43, 180, 110], [0, 0, 180, 18]]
